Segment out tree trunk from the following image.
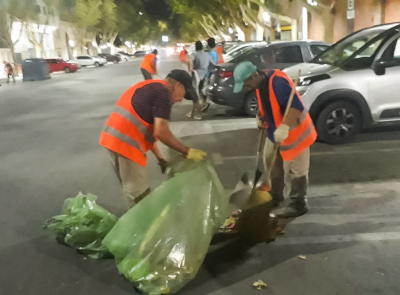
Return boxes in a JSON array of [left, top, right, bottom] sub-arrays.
[[243, 27, 253, 41], [324, 11, 335, 43]]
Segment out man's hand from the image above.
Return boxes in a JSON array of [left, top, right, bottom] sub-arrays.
[[158, 159, 169, 174], [274, 124, 290, 143], [187, 148, 207, 161]]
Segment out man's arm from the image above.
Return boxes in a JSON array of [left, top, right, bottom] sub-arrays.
[[152, 57, 157, 75], [154, 117, 189, 155]]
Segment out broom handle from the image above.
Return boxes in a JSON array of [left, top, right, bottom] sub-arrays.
[[267, 70, 301, 182]]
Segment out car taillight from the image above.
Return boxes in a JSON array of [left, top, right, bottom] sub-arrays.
[[218, 71, 233, 79]]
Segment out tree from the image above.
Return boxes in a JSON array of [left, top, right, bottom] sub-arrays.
[[297, 0, 337, 42], [0, 0, 36, 63]]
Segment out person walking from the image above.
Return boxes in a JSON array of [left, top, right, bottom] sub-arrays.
[[187, 41, 215, 120], [179, 47, 188, 70], [4, 61, 15, 84], [100, 69, 207, 209], [233, 62, 317, 218], [140, 49, 158, 80]]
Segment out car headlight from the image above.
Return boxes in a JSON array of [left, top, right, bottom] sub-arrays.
[[298, 74, 331, 87]]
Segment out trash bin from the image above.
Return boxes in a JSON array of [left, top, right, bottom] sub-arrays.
[[22, 58, 51, 82]]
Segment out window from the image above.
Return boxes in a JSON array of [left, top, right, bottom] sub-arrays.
[[260, 48, 274, 63], [310, 45, 329, 57], [381, 37, 400, 63], [52, 59, 58, 64], [273, 46, 303, 63]]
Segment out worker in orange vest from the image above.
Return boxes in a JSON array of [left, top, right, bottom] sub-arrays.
[[233, 62, 317, 218], [140, 49, 158, 80], [100, 69, 207, 208], [216, 45, 224, 64], [179, 47, 188, 70]]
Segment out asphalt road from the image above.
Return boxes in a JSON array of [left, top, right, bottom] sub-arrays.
[[1, 56, 400, 295]]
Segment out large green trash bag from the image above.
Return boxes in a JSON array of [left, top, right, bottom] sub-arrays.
[[102, 158, 230, 294], [43, 192, 118, 259]]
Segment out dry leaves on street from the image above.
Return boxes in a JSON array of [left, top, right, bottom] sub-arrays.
[[253, 280, 268, 290], [298, 255, 307, 260]]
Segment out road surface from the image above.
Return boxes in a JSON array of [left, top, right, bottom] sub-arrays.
[[1, 56, 400, 295]]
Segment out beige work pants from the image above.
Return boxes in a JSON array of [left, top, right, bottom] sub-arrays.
[[108, 150, 150, 208], [263, 139, 310, 204]]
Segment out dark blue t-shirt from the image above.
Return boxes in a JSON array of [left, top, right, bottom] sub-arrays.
[[258, 70, 304, 142]]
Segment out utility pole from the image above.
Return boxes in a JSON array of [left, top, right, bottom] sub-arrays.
[[346, 0, 355, 35]]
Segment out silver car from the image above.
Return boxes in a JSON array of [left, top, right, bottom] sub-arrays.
[[285, 23, 400, 144]]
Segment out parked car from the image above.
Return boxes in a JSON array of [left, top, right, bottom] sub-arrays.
[[46, 58, 78, 73], [284, 23, 400, 144], [75, 55, 105, 67], [224, 41, 267, 62], [207, 40, 330, 116], [132, 50, 146, 57], [117, 51, 131, 61], [98, 53, 120, 64]]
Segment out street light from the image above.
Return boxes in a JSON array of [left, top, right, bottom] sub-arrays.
[[307, 0, 318, 6], [139, 11, 143, 15], [263, 11, 271, 22]]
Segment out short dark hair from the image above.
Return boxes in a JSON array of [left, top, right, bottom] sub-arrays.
[[153, 49, 158, 55], [195, 41, 203, 51], [207, 38, 216, 48]]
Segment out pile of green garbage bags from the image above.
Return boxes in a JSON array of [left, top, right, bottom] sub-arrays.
[[43, 192, 118, 259], [44, 158, 229, 294]]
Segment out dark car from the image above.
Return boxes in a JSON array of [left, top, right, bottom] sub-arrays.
[[207, 40, 331, 116], [98, 53, 120, 64], [132, 50, 146, 57]]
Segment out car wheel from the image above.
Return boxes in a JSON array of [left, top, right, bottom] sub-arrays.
[[113, 59, 118, 64], [244, 92, 258, 117], [94, 62, 100, 67], [316, 101, 361, 144], [64, 67, 71, 73]]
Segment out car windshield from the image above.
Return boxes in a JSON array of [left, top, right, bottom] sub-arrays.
[[311, 24, 397, 66]]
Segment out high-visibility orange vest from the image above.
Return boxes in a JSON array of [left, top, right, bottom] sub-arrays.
[[216, 46, 224, 64], [99, 80, 161, 166], [256, 70, 317, 162], [140, 53, 157, 74]]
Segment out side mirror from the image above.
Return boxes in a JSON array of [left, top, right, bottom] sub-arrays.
[[373, 62, 386, 76]]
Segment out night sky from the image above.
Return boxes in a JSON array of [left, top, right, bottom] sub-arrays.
[[141, 0, 181, 39]]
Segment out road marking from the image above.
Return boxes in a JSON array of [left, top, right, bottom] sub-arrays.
[[274, 231, 400, 246]]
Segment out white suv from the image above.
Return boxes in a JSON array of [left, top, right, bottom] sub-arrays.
[[285, 23, 400, 144], [75, 56, 105, 67]]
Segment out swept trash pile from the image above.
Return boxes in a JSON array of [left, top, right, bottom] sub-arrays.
[[44, 158, 230, 295]]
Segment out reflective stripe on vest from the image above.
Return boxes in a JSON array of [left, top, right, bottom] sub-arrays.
[[140, 53, 156, 74], [258, 70, 317, 162], [99, 80, 163, 166]]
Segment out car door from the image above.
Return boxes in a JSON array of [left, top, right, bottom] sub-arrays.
[[55, 59, 64, 71], [369, 34, 400, 122]]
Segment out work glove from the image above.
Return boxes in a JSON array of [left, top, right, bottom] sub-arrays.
[[158, 159, 169, 174], [187, 148, 207, 162], [274, 124, 290, 143]]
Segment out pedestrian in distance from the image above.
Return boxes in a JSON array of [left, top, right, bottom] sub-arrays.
[[187, 41, 215, 120], [100, 69, 207, 209], [140, 49, 158, 80], [179, 47, 189, 71], [233, 61, 317, 218], [4, 61, 15, 84]]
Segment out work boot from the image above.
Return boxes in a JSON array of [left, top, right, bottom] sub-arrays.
[[282, 201, 309, 218], [272, 195, 284, 208]]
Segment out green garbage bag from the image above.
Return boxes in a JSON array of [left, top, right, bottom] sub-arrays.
[[102, 158, 230, 294], [43, 192, 118, 259]]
